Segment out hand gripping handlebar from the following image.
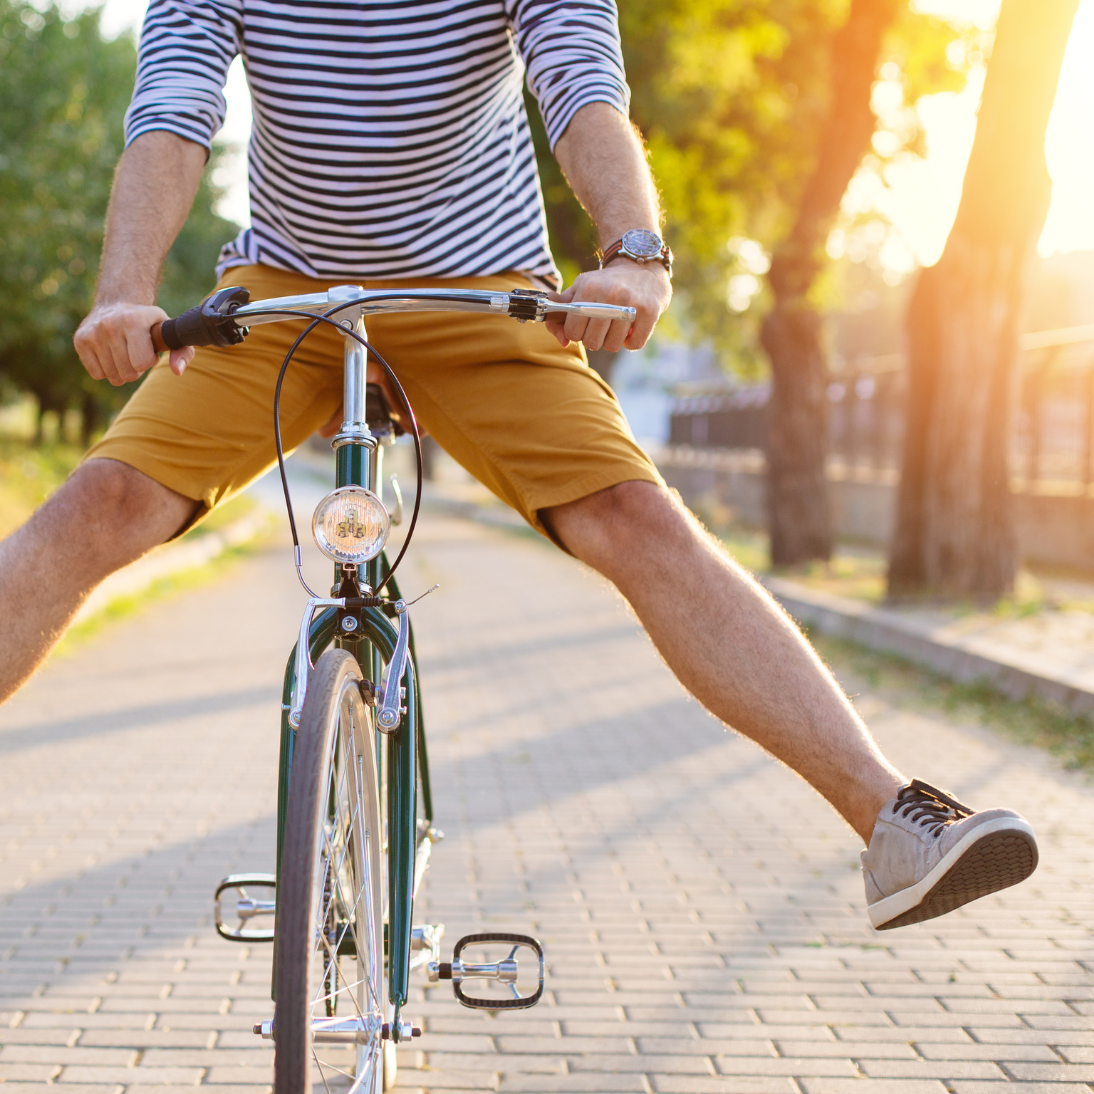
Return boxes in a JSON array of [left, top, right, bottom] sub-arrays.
[[150, 285, 637, 352]]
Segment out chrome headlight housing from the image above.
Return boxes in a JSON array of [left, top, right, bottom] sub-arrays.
[[312, 486, 391, 564]]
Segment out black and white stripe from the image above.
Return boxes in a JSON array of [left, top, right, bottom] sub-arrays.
[[125, 0, 629, 284]]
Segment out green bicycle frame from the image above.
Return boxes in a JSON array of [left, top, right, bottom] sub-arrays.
[[270, 302, 433, 1037]]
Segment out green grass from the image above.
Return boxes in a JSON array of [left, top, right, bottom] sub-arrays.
[[814, 630, 1094, 774], [55, 537, 268, 656], [0, 430, 258, 540], [0, 436, 85, 537], [0, 427, 275, 656], [187, 492, 257, 534]]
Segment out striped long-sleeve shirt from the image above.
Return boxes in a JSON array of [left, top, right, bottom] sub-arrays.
[[124, 0, 630, 285]]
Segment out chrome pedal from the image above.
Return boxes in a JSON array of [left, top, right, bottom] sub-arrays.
[[428, 932, 544, 1010], [214, 873, 276, 943]]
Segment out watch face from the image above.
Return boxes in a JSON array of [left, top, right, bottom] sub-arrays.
[[622, 229, 663, 259]]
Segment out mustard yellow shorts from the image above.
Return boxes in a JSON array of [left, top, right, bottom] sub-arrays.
[[85, 265, 663, 537]]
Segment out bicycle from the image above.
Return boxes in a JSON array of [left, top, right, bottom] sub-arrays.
[[150, 283, 636, 1094]]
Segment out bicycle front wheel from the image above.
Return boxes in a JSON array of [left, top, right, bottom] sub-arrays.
[[275, 649, 385, 1094]]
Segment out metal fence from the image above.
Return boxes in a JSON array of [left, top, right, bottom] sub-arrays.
[[669, 325, 1094, 487]]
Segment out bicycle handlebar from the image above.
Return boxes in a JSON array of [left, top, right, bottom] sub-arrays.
[[151, 285, 637, 353]]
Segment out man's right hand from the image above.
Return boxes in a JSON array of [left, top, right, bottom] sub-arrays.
[[74, 302, 195, 386]]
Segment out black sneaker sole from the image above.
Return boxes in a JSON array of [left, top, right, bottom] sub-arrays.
[[875, 829, 1038, 930]]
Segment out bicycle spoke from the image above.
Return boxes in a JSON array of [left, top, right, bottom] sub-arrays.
[[316, 1053, 373, 1094], [317, 814, 366, 961], [312, 1050, 335, 1094], [314, 972, 371, 1008], [361, 827, 380, 1010], [311, 792, 373, 1025], [313, 930, 365, 1020]]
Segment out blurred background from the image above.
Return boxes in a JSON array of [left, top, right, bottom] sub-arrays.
[[1, 0, 1091, 608]]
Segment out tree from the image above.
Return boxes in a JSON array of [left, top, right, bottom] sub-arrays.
[[0, 0, 237, 444], [529, 0, 849, 374], [887, 0, 1079, 602], [761, 0, 901, 565], [759, 0, 973, 566]]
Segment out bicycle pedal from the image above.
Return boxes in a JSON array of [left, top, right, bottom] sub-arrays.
[[214, 874, 276, 943], [428, 932, 543, 1010]]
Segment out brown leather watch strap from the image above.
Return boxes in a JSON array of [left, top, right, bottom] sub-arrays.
[[599, 233, 673, 276]]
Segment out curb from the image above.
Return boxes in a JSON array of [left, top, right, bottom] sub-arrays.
[[763, 575, 1094, 717], [72, 507, 275, 626]]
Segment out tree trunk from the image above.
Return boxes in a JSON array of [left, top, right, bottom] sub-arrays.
[[888, 0, 1078, 602], [81, 392, 102, 447], [32, 394, 52, 446], [762, 0, 901, 567], [762, 306, 831, 562]]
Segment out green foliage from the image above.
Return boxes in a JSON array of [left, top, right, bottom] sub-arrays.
[[814, 630, 1094, 774], [531, 0, 968, 372], [0, 0, 237, 441], [0, 432, 84, 536]]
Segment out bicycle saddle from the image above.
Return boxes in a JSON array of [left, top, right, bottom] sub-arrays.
[[366, 381, 404, 437]]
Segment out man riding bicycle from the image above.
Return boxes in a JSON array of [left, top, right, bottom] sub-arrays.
[[0, 0, 1036, 931]]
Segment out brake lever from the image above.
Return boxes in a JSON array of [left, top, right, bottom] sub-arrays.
[[507, 289, 635, 325], [377, 599, 410, 732]]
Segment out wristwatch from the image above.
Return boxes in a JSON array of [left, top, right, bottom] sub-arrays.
[[600, 229, 673, 277]]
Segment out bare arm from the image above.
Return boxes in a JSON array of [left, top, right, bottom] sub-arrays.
[[547, 102, 671, 353], [74, 131, 207, 385]]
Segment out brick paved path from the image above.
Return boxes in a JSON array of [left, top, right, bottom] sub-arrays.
[[1, 506, 1092, 1093]]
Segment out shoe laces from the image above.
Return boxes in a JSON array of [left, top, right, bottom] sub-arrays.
[[892, 778, 974, 838]]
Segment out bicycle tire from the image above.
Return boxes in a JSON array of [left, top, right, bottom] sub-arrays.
[[275, 649, 386, 1094]]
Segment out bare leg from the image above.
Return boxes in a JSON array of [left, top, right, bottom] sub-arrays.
[[0, 458, 198, 702], [543, 481, 904, 843]]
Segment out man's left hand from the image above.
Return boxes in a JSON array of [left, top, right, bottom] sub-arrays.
[[545, 261, 671, 354]]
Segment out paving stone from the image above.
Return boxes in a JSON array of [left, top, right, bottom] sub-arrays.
[[950, 1085, 1094, 1094], [58, 1065, 203, 1083], [0, 1045, 138, 1065], [651, 1079, 794, 1094], [860, 1060, 1009, 1080], [798, 1082, 948, 1094], [0, 1064, 63, 1082], [1005, 1062, 1094, 1081], [0, 1086, 120, 1094], [124, 1088, 267, 1094], [711, 1055, 861, 1078], [1057, 1045, 1094, 1063], [914, 1042, 1061, 1061]]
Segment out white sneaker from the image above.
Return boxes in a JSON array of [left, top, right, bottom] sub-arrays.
[[862, 779, 1038, 930]]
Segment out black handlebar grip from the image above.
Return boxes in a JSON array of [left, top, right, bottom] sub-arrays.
[[159, 318, 183, 351], [160, 306, 209, 350], [159, 288, 251, 351]]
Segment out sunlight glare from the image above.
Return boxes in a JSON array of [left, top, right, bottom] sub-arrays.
[[886, 0, 1094, 263]]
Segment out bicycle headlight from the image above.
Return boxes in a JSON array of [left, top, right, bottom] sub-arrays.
[[312, 486, 391, 564]]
